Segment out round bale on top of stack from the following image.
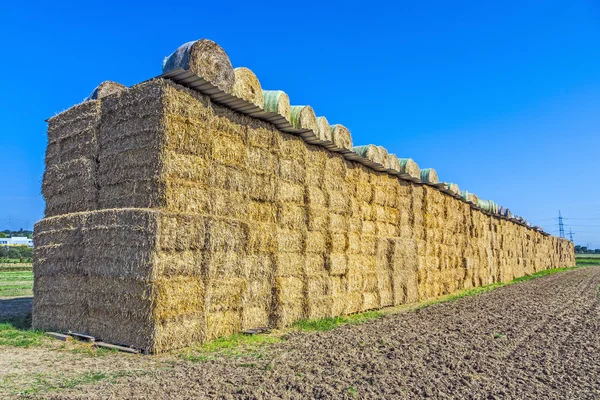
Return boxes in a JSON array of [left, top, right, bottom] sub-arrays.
[[290, 105, 319, 134], [163, 39, 235, 94], [397, 158, 420, 179], [420, 168, 439, 184], [232, 67, 264, 108], [85, 81, 127, 101], [263, 90, 291, 122]]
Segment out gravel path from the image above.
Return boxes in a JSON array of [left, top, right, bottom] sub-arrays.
[[38, 267, 600, 399]]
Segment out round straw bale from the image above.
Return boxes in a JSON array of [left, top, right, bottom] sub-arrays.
[[352, 145, 386, 166], [263, 90, 291, 122], [420, 168, 439, 184], [468, 193, 478, 204], [444, 182, 460, 195], [232, 67, 264, 108], [397, 158, 420, 179], [85, 81, 127, 101], [330, 124, 353, 150], [290, 105, 318, 133], [162, 39, 235, 94], [386, 153, 401, 172], [316, 116, 333, 142]]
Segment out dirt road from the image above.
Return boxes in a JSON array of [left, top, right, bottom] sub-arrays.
[[25, 267, 600, 399]]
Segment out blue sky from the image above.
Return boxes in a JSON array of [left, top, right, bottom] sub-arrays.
[[1, 1, 599, 247]]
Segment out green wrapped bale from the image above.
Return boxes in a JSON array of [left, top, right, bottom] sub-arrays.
[[263, 90, 291, 122], [397, 158, 420, 179], [290, 105, 318, 133], [420, 168, 439, 184], [352, 145, 386, 166]]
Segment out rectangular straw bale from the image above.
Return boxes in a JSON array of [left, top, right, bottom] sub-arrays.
[[247, 118, 281, 150], [205, 218, 248, 253], [242, 307, 270, 330], [278, 203, 306, 229], [329, 213, 349, 233], [330, 276, 347, 296], [163, 81, 211, 119], [248, 200, 277, 223], [162, 151, 210, 186], [55, 128, 99, 166], [247, 146, 279, 174], [87, 307, 154, 350], [279, 158, 306, 184], [154, 314, 206, 352], [305, 146, 327, 186], [342, 292, 363, 315], [33, 304, 89, 337], [154, 251, 203, 277], [48, 100, 101, 143], [275, 253, 305, 277], [393, 269, 419, 305], [306, 296, 334, 320], [207, 311, 242, 340], [247, 223, 278, 254], [211, 103, 249, 142], [157, 213, 207, 252], [278, 181, 305, 203], [213, 132, 247, 167], [279, 132, 306, 162], [163, 114, 212, 157], [327, 253, 347, 275], [307, 206, 329, 231], [327, 190, 350, 214], [209, 189, 248, 220], [204, 251, 247, 281], [43, 157, 96, 216], [306, 231, 328, 254], [153, 276, 204, 321], [362, 292, 380, 311], [274, 276, 305, 327], [206, 277, 246, 313], [277, 228, 305, 253], [306, 253, 326, 275], [324, 156, 347, 191]]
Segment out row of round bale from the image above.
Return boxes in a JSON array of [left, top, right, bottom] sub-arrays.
[[88, 38, 535, 230]]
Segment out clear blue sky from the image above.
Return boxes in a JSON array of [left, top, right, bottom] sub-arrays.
[[1, 1, 599, 247]]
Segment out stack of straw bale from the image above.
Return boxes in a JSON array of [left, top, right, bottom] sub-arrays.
[[34, 43, 576, 353]]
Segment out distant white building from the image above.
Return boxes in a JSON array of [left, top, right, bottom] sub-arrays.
[[0, 237, 33, 247]]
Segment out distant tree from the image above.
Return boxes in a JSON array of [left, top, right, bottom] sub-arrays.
[[575, 245, 582, 253], [595, 249, 600, 254], [7, 248, 21, 259], [581, 246, 588, 253], [0, 232, 6, 238]]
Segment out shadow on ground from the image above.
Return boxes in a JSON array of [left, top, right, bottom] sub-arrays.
[[0, 297, 33, 328]]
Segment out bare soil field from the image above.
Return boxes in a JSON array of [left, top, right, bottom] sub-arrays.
[[2, 266, 599, 399]]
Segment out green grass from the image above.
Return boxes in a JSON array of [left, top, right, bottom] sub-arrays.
[[292, 310, 384, 332], [0, 269, 33, 297], [0, 322, 46, 348], [576, 257, 600, 266], [178, 332, 284, 362]]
